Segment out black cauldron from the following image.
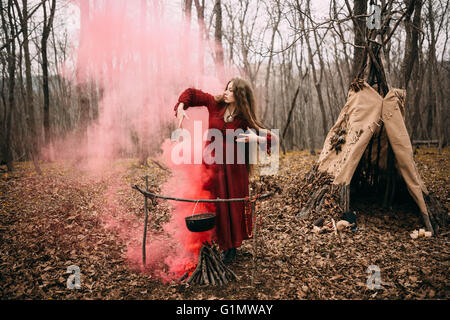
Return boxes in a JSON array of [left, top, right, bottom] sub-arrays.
[[185, 213, 216, 232]]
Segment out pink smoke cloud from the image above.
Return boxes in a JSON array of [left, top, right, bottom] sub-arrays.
[[50, 0, 237, 281]]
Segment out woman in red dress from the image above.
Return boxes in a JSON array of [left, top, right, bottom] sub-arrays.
[[174, 77, 274, 264]]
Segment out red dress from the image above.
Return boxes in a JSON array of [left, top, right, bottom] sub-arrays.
[[174, 88, 271, 251]]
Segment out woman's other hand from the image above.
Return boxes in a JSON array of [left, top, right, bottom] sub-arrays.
[[236, 127, 263, 143]]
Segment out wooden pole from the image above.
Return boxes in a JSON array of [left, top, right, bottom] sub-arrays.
[[142, 176, 150, 267], [251, 201, 257, 286], [383, 144, 394, 208], [340, 184, 350, 212], [133, 185, 273, 203]]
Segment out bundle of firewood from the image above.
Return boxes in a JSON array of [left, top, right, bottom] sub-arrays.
[[181, 242, 238, 286], [296, 167, 343, 220]]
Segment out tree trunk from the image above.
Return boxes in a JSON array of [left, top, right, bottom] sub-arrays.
[[193, 0, 206, 83], [281, 85, 300, 154], [262, 2, 281, 123], [351, 0, 367, 80], [303, 0, 328, 139], [1, 0, 16, 171], [75, 0, 90, 162], [184, 0, 193, 18], [15, 0, 42, 174], [332, 0, 352, 84], [305, 73, 316, 156], [41, 0, 56, 147], [426, 0, 444, 153], [401, 0, 422, 89], [213, 0, 225, 81]]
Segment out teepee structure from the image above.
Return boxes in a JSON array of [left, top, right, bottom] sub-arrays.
[[299, 80, 446, 234], [297, 5, 449, 234]]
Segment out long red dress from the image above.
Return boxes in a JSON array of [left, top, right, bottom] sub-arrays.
[[174, 88, 271, 251]]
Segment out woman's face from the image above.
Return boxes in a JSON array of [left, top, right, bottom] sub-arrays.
[[224, 81, 235, 104]]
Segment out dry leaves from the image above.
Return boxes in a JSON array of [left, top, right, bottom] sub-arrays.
[[0, 148, 448, 300]]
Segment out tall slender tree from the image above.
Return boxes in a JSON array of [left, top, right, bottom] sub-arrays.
[[351, 0, 367, 80], [1, 0, 17, 171], [213, 0, 225, 81], [41, 0, 57, 146], [13, 0, 42, 174]]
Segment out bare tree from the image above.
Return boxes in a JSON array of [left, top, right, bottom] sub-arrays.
[[351, 0, 367, 80], [41, 0, 56, 146], [261, 0, 281, 123], [193, 0, 206, 78], [299, 0, 328, 138], [213, 0, 225, 80], [1, 0, 17, 171], [0, 0, 448, 167], [13, 0, 42, 174], [401, 0, 423, 89], [75, 0, 90, 163]]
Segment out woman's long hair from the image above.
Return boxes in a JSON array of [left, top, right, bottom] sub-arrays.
[[215, 77, 274, 176]]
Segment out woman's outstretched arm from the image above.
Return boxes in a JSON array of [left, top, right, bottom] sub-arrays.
[[173, 88, 216, 117]]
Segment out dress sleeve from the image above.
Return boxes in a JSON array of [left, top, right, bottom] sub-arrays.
[[261, 131, 275, 156], [174, 88, 216, 117]]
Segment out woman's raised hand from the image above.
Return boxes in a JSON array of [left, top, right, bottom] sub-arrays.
[[177, 103, 189, 128]]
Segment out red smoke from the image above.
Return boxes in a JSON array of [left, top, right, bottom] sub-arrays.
[[42, 0, 237, 281]]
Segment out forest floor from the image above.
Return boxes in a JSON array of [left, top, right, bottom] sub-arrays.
[[0, 147, 448, 300]]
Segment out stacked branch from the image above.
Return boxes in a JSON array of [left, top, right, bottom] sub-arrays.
[[297, 166, 344, 220], [182, 242, 238, 286], [424, 193, 448, 235]]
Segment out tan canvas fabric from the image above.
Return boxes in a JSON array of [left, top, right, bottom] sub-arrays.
[[318, 82, 383, 184], [362, 123, 389, 170], [382, 88, 429, 216], [316, 82, 430, 217]]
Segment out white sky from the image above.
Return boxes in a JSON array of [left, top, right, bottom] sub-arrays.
[[59, 0, 333, 35], [31, 0, 447, 75]]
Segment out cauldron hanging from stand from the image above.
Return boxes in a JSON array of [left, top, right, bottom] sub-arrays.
[[185, 201, 216, 232], [132, 183, 273, 285]]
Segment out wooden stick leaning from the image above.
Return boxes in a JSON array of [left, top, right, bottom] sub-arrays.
[[187, 245, 205, 285], [206, 254, 223, 285], [206, 242, 238, 280], [142, 176, 150, 266], [252, 201, 257, 286], [201, 254, 209, 285], [204, 244, 229, 284], [204, 256, 217, 286], [185, 242, 239, 285], [202, 244, 222, 284]]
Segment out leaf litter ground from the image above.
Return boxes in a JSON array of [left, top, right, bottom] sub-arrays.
[[0, 147, 448, 299]]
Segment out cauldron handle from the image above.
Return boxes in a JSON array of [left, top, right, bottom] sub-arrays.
[[190, 200, 200, 217]]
